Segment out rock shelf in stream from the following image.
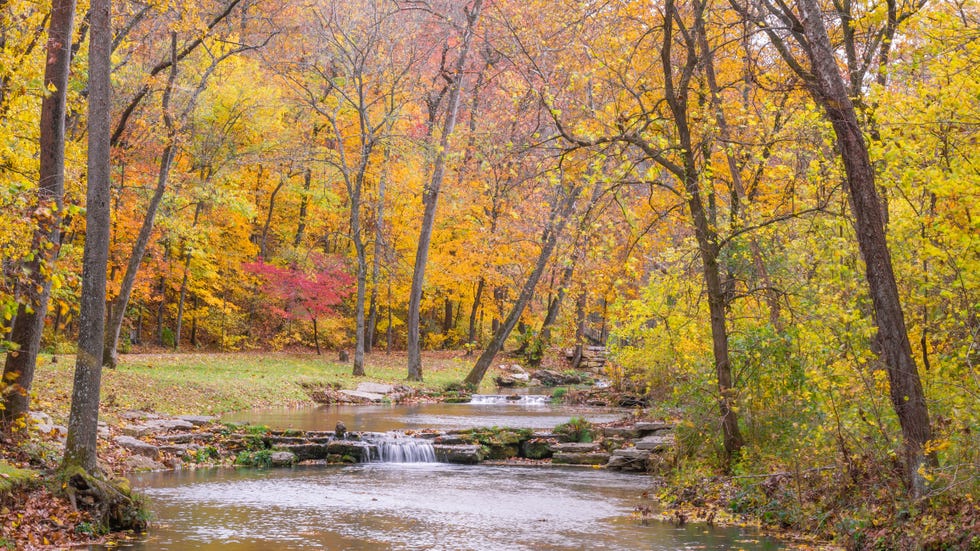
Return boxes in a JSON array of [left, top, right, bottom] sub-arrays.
[[107, 409, 676, 473]]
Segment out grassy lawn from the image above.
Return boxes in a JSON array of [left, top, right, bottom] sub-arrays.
[[29, 350, 497, 422]]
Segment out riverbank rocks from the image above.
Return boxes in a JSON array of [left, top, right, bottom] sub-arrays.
[[532, 369, 587, 386], [114, 436, 160, 460], [495, 364, 530, 387], [553, 452, 611, 465], [433, 444, 483, 464], [270, 451, 297, 467], [606, 448, 651, 472]]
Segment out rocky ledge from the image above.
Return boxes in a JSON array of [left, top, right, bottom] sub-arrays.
[[102, 410, 675, 474]]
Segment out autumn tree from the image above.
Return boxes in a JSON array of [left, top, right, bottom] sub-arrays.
[[406, 0, 483, 381], [63, 0, 111, 473], [1, 0, 76, 430], [732, 0, 934, 495]]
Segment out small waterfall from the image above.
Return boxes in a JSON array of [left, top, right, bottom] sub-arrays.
[[469, 394, 550, 406], [367, 434, 437, 463]]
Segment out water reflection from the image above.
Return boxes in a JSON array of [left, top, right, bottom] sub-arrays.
[[222, 403, 628, 432], [126, 464, 786, 550]]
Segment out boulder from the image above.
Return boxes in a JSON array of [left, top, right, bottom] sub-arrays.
[[552, 452, 610, 465], [270, 451, 297, 467], [606, 448, 652, 472], [115, 435, 160, 459], [634, 433, 675, 452], [433, 444, 484, 464]]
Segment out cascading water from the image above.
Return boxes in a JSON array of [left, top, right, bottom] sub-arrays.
[[365, 434, 437, 463], [469, 394, 550, 405]]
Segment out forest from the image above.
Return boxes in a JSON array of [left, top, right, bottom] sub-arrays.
[[0, 0, 978, 548]]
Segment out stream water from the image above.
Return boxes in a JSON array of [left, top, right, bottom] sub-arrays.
[[128, 464, 785, 550], [121, 399, 788, 549], [221, 399, 626, 432]]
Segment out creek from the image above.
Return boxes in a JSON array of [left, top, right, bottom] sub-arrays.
[[123, 398, 787, 549]]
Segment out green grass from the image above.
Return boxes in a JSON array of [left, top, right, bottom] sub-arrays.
[[30, 351, 495, 419], [0, 462, 37, 494]]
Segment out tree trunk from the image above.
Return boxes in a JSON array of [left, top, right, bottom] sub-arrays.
[[796, 0, 933, 494], [464, 182, 583, 387], [259, 176, 285, 259], [173, 201, 202, 351], [312, 317, 320, 355], [294, 169, 311, 247], [63, 0, 111, 473], [1, 0, 76, 430], [662, 0, 744, 464], [103, 32, 179, 368], [467, 277, 484, 346], [407, 0, 483, 381]]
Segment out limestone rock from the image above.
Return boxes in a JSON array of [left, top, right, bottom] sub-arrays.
[[326, 440, 373, 461], [634, 422, 673, 434], [279, 443, 331, 462], [552, 452, 610, 465], [115, 435, 160, 459], [337, 390, 386, 403], [550, 442, 599, 454], [355, 382, 395, 395], [270, 451, 297, 467], [521, 438, 554, 459], [124, 455, 165, 472], [606, 448, 652, 472], [433, 444, 483, 464], [176, 415, 217, 426], [602, 427, 640, 438], [634, 433, 675, 452]]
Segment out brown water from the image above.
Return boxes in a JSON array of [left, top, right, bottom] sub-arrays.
[[128, 463, 787, 550], [221, 402, 629, 432]]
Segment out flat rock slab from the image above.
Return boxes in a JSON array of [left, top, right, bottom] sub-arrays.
[[635, 434, 675, 452], [550, 442, 599, 454], [119, 410, 161, 421], [123, 418, 196, 437], [355, 382, 396, 394], [552, 452, 610, 465], [606, 448, 653, 471], [602, 427, 640, 438], [177, 415, 217, 426], [115, 436, 160, 459], [124, 455, 165, 471], [338, 390, 386, 403], [433, 444, 484, 464], [279, 443, 331, 462], [634, 422, 673, 434], [154, 432, 203, 444]]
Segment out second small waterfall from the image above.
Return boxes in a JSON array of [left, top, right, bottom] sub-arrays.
[[366, 434, 437, 463]]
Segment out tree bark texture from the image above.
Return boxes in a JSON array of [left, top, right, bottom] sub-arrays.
[[63, 0, 111, 473]]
